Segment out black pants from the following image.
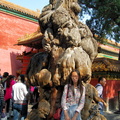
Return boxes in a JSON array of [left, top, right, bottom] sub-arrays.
[[6, 99, 10, 113]]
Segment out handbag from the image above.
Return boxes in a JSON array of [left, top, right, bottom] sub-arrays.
[[53, 108, 62, 120], [53, 85, 69, 120]]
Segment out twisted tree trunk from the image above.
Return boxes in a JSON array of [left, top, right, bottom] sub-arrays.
[[25, 0, 106, 120]]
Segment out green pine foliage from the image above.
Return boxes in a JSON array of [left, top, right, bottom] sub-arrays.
[[79, 0, 120, 42]]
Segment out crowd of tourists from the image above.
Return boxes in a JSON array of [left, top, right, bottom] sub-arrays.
[[0, 72, 39, 120], [0, 70, 107, 120]]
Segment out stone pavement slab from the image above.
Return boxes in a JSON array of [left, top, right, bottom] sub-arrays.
[[28, 106, 120, 120], [104, 111, 120, 120], [9, 105, 120, 120]]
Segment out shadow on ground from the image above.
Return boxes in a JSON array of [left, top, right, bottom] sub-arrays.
[[104, 111, 120, 120]]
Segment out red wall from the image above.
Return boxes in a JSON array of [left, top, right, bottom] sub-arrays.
[[22, 56, 31, 74], [91, 79, 120, 99], [0, 11, 39, 76]]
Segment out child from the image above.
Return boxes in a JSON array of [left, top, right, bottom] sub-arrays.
[[1, 107, 7, 120]]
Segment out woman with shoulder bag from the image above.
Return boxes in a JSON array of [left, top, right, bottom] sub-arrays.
[[61, 69, 85, 120]]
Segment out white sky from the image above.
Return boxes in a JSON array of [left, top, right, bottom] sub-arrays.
[[6, 0, 49, 12]]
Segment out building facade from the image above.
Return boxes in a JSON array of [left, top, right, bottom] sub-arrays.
[[91, 40, 120, 111], [0, 0, 39, 75]]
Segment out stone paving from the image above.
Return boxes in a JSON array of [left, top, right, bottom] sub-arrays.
[[27, 105, 120, 120], [8, 105, 120, 120], [104, 111, 120, 120]]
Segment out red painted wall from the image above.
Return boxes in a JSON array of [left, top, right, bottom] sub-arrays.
[[0, 11, 39, 76], [22, 56, 31, 74], [91, 79, 120, 99]]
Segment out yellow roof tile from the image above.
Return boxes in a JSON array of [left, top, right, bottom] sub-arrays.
[[92, 58, 120, 72], [0, 0, 40, 18]]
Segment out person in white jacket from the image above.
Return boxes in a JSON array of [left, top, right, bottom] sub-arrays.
[[12, 74, 29, 120]]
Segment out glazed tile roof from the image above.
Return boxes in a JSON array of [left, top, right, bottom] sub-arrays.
[[92, 58, 120, 72], [17, 30, 43, 49], [0, 0, 40, 18]]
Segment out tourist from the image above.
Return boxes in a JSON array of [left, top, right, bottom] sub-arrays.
[[95, 77, 107, 115], [33, 86, 39, 103], [0, 81, 5, 119], [29, 86, 34, 104], [12, 74, 29, 120], [1, 72, 9, 95], [4, 75, 16, 118], [61, 69, 85, 120]]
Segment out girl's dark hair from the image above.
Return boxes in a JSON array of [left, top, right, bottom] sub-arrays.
[[3, 72, 9, 78], [19, 74, 25, 83], [67, 69, 83, 101], [6, 75, 15, 88], [98, 77, 105, 82], [68, 69, 81, 86]]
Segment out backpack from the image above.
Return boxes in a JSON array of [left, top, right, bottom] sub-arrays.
[[95, 84, 102, 98]]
